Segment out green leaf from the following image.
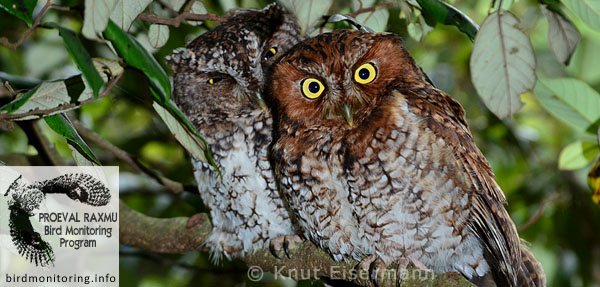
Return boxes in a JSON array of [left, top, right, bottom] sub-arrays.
[[470, 11, 536, 119], [324, 14, 374, 33], [535, 77, 600, 131], [562, 0, 600, 31], [0, 0, 37, 26], [104, 20, 171, 103], [279, 0, 333, 36], [54, 25, 104, 98], [148, 24, 170, 48], [186, 1, 206, 26], [110, 0, 153, 31], [82, 0, 118, 41], [0, 58, 123, 120], [159, 0, 185, 11], [558, 141, 599, 170], [541, 5, 581, 65], [44, 113, 101, 165], [350, 0, 389, 32], [152, 101, 208, 162], [0, 78, 84, 120], [417, 0, 479, 41]]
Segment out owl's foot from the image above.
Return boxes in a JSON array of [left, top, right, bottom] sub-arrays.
[[394, 257, 431, 286], [356, 255, 390, 287], [356, 255, 431, 287], [269, 234, 303, 259]]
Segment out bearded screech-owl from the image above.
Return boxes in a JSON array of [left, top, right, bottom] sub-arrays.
[[165, 3, 302, 262], [270, 30, 545, 286]]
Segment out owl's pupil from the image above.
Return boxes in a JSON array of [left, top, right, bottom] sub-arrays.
[[308, 82, 320, 93], [359, 68, 370, 80]]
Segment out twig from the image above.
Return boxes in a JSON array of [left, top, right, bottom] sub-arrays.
[[3, 82, 16, 97], [72, 119, 186, 194], [518, 193, 560, 232], [347, 2, 396, 18], [0, 1, 69, 50], [0, 71, 123, 121], [137, 0, 226, 27]]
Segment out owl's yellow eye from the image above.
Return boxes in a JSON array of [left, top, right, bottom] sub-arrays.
[[264, 47, 277, 60], [208, 78, 224, 85], [301, 78, 325, 99], [354, 63, 377, 84]]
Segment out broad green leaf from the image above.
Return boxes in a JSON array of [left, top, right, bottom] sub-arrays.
[[407, 16, 433, 41], [279, 0, 333, 35], [104, 20, 171, 102], [0, 58, 123, 119], [69, 145, 97, 166], [558, 141, 599, 170], [541, 5, 581, 65], [563, 0, 600, 31], [159, 0, 185, 11], [186, 1, 206, 26], [355, 9, 389, 32], [324, 14, 374, 33], [54, 25, 104, 98], [82, 0, 117, 41], [110, 0, 152, 31], [417, 0, 479, 41], [350, 0, 389, 32], [0, 81, 71, 120], [535, 77, 600, 131], [148, 24, 170, 48], [470, 11, 536, 119], [0, 0, 36, 25], [44, 113, 101, 165], [152, 101, 207, 162]]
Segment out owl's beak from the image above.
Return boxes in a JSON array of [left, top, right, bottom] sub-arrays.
[[255, 92, 267, 111], [341, 104, 354, 127]]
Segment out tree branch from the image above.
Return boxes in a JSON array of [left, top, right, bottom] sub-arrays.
[[137, 0, 226, 27], [518, 192, 560, 232], [73, 120, 186, 194], [0, 70, 123, 121], [0, 1, 70, 50], [347, 2, 396, 18], [119, 200, 474, 287]]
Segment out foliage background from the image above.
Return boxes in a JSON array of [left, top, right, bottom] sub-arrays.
[[0, 0, 599, 286]]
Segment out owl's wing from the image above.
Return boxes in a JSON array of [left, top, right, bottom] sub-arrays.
[[8, 200, 55, 267], [31, 173, 111, 206], [396, 87, 520, 286]]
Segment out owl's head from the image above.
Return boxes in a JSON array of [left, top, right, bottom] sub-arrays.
[[167, 3, 300, 119], [271, 29, 428, 129]]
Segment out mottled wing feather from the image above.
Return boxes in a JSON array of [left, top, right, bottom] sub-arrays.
[[8, 200, 55, 267], [32, 173, 111, 206], [395, 87, 520, 286]]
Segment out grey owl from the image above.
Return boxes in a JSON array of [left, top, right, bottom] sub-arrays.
[[165, 3, 302, 262], [270, 30, 545, 286]]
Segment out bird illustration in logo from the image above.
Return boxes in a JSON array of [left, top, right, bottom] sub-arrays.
[[3, 173, 111, 267]]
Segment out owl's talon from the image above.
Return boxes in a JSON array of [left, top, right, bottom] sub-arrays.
[[269, 242, 281, 259], [270, 234, 303, 259]]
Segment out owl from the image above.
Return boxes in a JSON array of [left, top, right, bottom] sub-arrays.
[[165, 3, 302, 262], [270, 30, 545, 286]]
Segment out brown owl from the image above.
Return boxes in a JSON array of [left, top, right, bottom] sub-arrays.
[[165, 3, 302, 262], [270, 30, 545, 286]]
